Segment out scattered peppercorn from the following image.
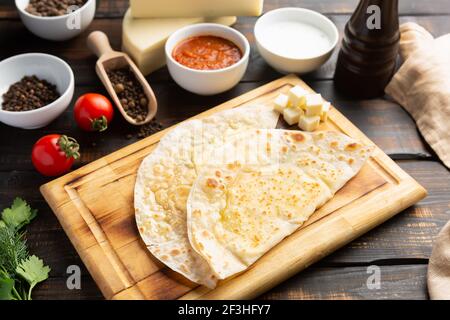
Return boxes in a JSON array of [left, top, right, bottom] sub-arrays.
[[137, 120, 164, 138], [125, 119, 164, 140], [107, 67, 149, 123], [2, 75, 60, 112], [25, 0, 87, 17]]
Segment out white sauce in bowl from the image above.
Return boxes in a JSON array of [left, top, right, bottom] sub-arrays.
[[259, 21, 332, 58]]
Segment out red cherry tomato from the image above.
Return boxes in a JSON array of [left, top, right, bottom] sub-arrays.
[[74, 93, 114, 132], [31, 134, 80, 177]]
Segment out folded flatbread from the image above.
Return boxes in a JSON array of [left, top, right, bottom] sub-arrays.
[[187, 129, 374, 280], [134, 105, 279, 288]]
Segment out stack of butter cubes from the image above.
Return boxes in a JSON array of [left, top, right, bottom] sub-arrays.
[[274, 86, 331, 132]]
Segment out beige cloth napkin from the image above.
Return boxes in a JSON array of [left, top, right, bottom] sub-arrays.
[[385, 23, 450, 300], [385, 23, 450, 169], [428, 222, 450, 299]]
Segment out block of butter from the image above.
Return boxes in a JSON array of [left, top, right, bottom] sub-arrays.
[[298, 115, 320, 132], [273, 93, 289, 113], [283, 107, 303, 126], [122, 10, 237, 76], [130, 0, 264, 18]]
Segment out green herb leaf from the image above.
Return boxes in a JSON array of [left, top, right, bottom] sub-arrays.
[[0, 227, 28, 274], [16, 255, 50, 299], [0, 276, 15, 300], [16, 255, 51, 285], [0, 199, 49, 300], [1, 198, 37, 231]]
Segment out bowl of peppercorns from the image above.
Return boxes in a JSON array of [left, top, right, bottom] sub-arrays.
[[15, 0, 96, 41], [0, 53, 74, 129]]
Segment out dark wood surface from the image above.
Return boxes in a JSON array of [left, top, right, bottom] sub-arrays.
[[0, 0, 449, 300]]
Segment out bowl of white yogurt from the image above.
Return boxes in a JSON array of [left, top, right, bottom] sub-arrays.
[[254, 7, 339, 74]]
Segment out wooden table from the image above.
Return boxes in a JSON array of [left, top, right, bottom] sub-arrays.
[[1, 0, 449, 300]]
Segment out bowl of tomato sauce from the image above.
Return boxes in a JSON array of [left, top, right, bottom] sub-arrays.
[[165, 23, 250, 95]]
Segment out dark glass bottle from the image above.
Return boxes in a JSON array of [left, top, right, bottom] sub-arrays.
[[334, 0, 400, 98]]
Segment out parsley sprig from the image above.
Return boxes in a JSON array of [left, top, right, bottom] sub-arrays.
[[0, 198, 50, 300]]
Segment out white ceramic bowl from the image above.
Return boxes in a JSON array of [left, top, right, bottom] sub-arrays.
[[0, 53, 74, 129], [165, 23, 250, 95], [15, 0, 96, 41], [254, 8, 339, 74]]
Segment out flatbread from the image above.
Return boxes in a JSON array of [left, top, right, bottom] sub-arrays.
[[187, 129, 374, 280], [134, 105, 279, 288]]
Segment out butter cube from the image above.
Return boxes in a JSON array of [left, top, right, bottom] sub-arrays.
[[306, 104, 323, 117], [288, 86, 308, 108], [305, 94, 323, 116], [283, 107, 303, 126], [321, 102, 330, 122], [273, 93, 289, 113], [298, 115, 320, 132]]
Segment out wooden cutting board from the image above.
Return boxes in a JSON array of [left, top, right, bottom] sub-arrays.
[[40, 75, 427, 300]]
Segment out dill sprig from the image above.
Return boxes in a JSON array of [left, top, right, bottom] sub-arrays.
[[0, 198, 50, 300], [0, 226, 29, 275]]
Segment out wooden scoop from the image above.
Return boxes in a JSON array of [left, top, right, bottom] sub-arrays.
[[87, 31, 157, 126]]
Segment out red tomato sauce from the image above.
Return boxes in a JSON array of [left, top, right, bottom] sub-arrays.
[[172, 35, 242, 70]]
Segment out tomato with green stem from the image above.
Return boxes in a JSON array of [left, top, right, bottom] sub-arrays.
[[31, 134, 80, 176], [74, 93, 114, 132]]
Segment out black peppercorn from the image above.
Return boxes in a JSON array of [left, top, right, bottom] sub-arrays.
[[25, 0, 87, 17], [107, 67, 149, 123], [2, 75, 60, 112]]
